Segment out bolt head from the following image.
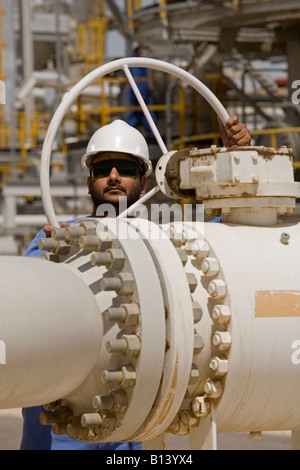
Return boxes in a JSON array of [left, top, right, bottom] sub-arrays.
[[201, 257, 219, 276], [204, 379, 223, 398], [212, 331, 231, 350], [189, 363, 200, 384], [122, 334, 141, 357], [208, 280, 227, 298], [191, 240, 209, 259], [192, 396, 211, 417], [212, 305, 231, 324], [209, 356, 229, 375], [192, 301, 203, 323], [280, 232, 290, 245], [121, 365, 136, 387]]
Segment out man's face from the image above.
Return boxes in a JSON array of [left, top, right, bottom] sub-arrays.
[[87, 152, 146, 215]]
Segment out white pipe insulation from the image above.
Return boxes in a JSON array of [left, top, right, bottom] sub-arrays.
[[0, 215, 300, 447], [0, 256, 103, 409]]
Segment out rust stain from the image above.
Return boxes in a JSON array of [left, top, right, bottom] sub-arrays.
[[157, 393, 175, 426], [136, 353, 180, 439], [171, 351, 178, 389], [155, 352, 178, 427], [255, 290, 300, 318]]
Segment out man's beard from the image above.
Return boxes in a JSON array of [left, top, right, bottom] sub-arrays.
[[89, 180, 143, 216]]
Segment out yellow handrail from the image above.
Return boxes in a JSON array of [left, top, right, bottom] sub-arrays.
[[172, 126, 300, 169], [0, 111, 50, 157], [173, 126, 300, 147], [1, 68, 300, 187]]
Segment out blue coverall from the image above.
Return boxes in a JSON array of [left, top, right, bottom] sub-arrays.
[[127, 67, 157, 137]]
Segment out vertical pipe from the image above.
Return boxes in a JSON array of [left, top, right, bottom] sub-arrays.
[[5, 0, 17, 153], [55, 0, 62, 108], [179, 86, 185, 149], [20, 0, 34, 151], [0, 0, 3, 82]]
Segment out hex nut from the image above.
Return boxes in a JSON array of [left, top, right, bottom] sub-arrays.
[[116, 272, 135, 295], [201, 257, 220, 277], [121, 365, 137, 387], [189, 363, 200, 384], [192, 396, 211, 417], [192, 301, 203, 323], [193, 334, 204, 354], [107, 248, 125, 271], [209, 356, 229, 375], [191, 240, 209, 259], [186, 272, 197, 293], [208, 279, 227, 298], [212, 331, 231, 351], [212, 305, 231, 324], [122, 334, 141, 357], [81, 412, 103, 428], [204, 379, 223, 398]]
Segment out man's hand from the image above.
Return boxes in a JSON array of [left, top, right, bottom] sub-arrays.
[[218, 114, 251, 147], [43, 222, 67, 237]]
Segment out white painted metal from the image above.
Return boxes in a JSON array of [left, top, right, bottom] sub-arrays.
[[93, 218, 167, 442], [124, 218, 194, 441], [122, 64, 168, 155], [155, 151, 181, 199], [201, 221, 300, 432], [189, 405, 217, 450], [162, 219, 300, 436], [1, 181, 89, 230], [17, 216, 168, 442], [2, 58, 300, 449], [0, 256, 102, 409], [161, 144, 300, 225], [1, 214, 300, 445]]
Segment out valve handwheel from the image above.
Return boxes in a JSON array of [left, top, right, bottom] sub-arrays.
[[40, 57, 229, 227]]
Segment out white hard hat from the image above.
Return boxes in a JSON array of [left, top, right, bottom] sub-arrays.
[[81, 120, 152, 176]]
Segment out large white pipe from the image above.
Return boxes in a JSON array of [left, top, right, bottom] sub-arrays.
[[0, 256, 103, 409], [189, 221, 300, 432], [1, 216, 300, 445]]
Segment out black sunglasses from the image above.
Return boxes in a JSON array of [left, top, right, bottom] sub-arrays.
[[90, 159, 143, 179]]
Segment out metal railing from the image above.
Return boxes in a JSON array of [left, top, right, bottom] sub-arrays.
[[1, 71, 300, 190], [0, 111, 50, 157], [172, 126, 300, 168]]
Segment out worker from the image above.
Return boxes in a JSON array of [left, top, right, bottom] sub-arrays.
[[127, 43, 157, 137], [127, 66, 157, 137], [20, 116, 251, 450]]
